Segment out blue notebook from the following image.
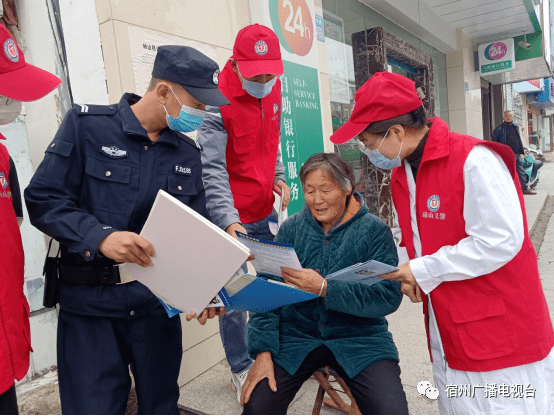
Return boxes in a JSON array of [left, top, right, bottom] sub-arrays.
[[216, 276, 318, 312]]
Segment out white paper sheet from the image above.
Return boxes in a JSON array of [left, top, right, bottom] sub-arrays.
[[120, 190, 250, 314]]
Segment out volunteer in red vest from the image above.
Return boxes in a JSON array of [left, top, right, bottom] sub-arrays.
[[0, 25, 61, 414], [331, 71, 554, 415], [197, 23, 290, 404]]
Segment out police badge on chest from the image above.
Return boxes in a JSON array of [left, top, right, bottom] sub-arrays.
[[100, 145, 128, 158]]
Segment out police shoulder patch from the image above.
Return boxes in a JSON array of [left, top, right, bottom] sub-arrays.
[[176, 132, 203, 152], [73, 103, 117, 116]]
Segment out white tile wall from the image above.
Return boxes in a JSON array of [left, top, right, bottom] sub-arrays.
[[446, 28, 484, 137]]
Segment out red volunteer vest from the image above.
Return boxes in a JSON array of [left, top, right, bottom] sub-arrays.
[[391, 118, 554, 372], [219, 61, 281, 224], [0, 143, 31, 394]]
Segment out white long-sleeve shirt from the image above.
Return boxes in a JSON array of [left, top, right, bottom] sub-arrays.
[[392, 145, 554, 415]]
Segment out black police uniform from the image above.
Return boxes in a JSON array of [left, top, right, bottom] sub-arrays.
[[24, 93, 208, 414]]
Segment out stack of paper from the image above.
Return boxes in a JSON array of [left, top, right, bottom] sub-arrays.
[[120, 190, 250, 315]]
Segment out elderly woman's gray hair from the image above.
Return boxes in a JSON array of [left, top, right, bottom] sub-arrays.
[[299, 153, 355, 195]]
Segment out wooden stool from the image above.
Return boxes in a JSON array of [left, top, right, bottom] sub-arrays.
[[312, 366, 361, 415]]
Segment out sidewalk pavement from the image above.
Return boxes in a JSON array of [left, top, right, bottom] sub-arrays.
[[16, 157, 554, 415]]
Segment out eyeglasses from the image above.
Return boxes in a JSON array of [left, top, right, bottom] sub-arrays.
[[356, 135, 380, 152], [356, 128, 391, 154]]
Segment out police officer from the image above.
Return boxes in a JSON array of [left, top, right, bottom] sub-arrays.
[[24, 46, 229, 415]]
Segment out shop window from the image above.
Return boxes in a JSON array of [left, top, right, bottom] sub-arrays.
[[323, 0, 448, 225]]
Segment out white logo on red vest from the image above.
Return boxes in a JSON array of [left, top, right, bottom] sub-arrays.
[[274, 103, 279, 114], [3, 39, 19, 63], [427, 195, 440, 212], [0, 172, 7, 189], [255, 40, 268, 55]]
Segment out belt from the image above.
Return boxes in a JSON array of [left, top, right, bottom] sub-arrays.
[[59, 263, 121, 285]]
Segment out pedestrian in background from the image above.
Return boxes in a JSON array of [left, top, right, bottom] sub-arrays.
[[25, 46, 227, 414], [331, 71, 554, 415], [491, 110, 536, 195], [197, 23, 290, 404], [0, 25, 61, 415]]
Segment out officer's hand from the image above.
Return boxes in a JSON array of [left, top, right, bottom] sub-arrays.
[[98, 231, 155, 267], [226, 222, 247, 239], [241, 352, 277, 405], [226, 223, 254, 261], [185, 307, 225, 325], [274, 180, 291, 210]]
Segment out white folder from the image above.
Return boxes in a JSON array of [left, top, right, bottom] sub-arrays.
[[120, 190, 250, 314]]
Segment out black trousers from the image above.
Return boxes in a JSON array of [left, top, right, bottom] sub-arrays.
[[243, 345, 409, 415], [57, 304, 182, 415], [0, 384, 18, 415]]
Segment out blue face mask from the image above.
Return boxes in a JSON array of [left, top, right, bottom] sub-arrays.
[[358, 128, 403, 170], [164, 87, 206, 133], [241, 76, 277, 99]]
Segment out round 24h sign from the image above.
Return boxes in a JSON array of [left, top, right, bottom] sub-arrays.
[[269, 0, 314, 57]]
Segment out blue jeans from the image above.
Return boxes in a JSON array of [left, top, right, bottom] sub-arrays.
[[219, 210, 278, 374], [515, 155, 529, 191]]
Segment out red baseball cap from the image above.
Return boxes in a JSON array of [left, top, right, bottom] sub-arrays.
[[331, 72, 423, 144], [233, 24, 284, 78], [0, 25, 62, 101]]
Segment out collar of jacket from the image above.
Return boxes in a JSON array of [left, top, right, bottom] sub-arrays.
[[418, 117, 450, 164], [392, 117, 450, 192], [119, 93, 180, 148], [301, 191, 369, 236]]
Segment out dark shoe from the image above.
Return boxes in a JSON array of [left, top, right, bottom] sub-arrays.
[[523, 189, 537, 195]]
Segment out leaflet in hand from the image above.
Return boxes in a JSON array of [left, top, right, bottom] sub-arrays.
[[236, 232, 302, 280], [326, 260, 398, 286]]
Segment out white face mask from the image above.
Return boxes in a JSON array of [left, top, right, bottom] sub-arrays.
[[0, 96, 22, 125]]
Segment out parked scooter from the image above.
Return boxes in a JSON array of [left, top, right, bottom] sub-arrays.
[[522, 149, 543, 190], [527, 145, 546, 162]]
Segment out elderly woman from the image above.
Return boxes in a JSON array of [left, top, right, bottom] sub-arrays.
[[240, 153, 408, 415]]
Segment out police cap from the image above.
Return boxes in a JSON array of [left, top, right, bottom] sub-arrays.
[[152, 45, 229, 106]]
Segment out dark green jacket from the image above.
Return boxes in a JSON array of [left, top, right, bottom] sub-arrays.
[[248, 193, 402, 378]]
